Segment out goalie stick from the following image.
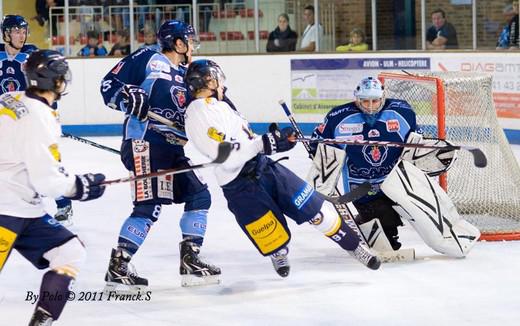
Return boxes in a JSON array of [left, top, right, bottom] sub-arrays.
[[62, 133, 120, 155], [296, 137, 487, 168], [101, 142, 233, 186], [320, 182, 372, 204]]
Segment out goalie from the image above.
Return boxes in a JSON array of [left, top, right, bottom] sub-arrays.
[[310, 77, 480, 258]]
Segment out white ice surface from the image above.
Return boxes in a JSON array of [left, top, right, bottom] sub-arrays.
[[1, 138, 520, 326]]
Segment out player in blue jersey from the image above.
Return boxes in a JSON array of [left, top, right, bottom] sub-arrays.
[[312, 77, 480, 258], [0, 15, 74, 225], [100, 20, 220, 290]]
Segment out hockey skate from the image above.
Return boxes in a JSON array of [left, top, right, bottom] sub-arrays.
[[270, 246, 290, 278], [104, 248, 148, 293], [54, 205, 73, 226], [28, 306, 53, 326], [179, 239, 221, 287]]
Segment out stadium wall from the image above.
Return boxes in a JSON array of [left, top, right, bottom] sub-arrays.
[[60, 52, 520, 144]]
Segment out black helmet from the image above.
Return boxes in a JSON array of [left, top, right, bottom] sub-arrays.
[[1, 15, 29, 47], [25, 50, 71, 97], [185, 59, 225, 95]]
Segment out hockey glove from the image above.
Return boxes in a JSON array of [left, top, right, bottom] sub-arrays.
[[120, 85, 149, 122], [401, 132, 457, 176], [67, 173, 106, 201], [262, 123, 297, 155]]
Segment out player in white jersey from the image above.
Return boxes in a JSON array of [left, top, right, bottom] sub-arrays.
[[0, 50, 106, 325], [184, 60, 380, 277]]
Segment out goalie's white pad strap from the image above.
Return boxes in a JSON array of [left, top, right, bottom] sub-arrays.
[[306, 143, 345, 196], [381, 160, 480, 258], [400, 132, 457, 176], [359, 219, 415, 263]]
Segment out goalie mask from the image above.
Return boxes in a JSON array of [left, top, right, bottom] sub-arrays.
[[185, 59, 226, 98], [354, 77, 385, 115]]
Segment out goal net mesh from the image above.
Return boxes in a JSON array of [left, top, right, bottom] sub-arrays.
[[379, 72, 520, 240]]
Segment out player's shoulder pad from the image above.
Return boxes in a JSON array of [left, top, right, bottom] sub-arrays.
[[21, 44, 38, 54], [326, 101, 358, 119], [0, 92, 30, 120], [146, 52, 172, 74], [385, 98, 413, 110]]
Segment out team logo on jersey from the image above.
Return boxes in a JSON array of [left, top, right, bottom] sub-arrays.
[[6, 67, 15, 75], [339, 123, 363, 134], [1, 78, 20, 93], [207, 127, 225, 143], [362, 145, 388, 167], [368, 129, 380, 138], [175, 75, 183, 83], [48, 144, 61, 162], [170, 85, 187, 108], [111, 61, 125, 74], [386, 119, 400, 132], [175, 90, 186, 107]]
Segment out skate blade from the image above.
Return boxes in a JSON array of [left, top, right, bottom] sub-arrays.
[[378, 248, 415, 263], [181, 274, 221, 287], [103, 282, 147, 295]]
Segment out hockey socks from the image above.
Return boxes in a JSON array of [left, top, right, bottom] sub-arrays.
[[117, 216, 153, 255], [311, 202, 360, 251], [33, 270, 74, 321]]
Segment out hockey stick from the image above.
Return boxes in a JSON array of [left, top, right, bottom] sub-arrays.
[[296, 137, 487, 168], [62, 133, 121, 155], [101, 142, 233, 186], [320, 182, 372, 205], [146, 111, 188, 145]]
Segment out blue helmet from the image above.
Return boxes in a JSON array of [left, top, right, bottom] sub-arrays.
[[157, 20, 199, 52], [185, 59, 226, 95], [1, 15, 29, 42]]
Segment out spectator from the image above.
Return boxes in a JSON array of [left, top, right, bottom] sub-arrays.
[[33, 0, 64, 36], [336, 28, 369, 52], [509, 1, 519, 49], [266, 13, 298, 52], [138, 28, 160, 52], [299, 5, 323, 52], [109, 30, 131, 56], [426, 9, 458, 49], [77, 30, 108, 56], [497, 4, 516, 49]]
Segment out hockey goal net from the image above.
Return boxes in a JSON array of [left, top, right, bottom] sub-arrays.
[[379, 72, 520, 241]]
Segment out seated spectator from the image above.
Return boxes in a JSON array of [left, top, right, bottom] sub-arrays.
[[426, 9, 458, 49], [109, 30, 131, 56], [497, 4, 515, 49], [336, 28, 368, 52], [266, 13, 297, 52], [139, 29, 160, 52], [77, 30, 108, 56], [509, 1, 519, 49]]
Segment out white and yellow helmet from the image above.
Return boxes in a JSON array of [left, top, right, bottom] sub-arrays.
[[354, 77, 385, 115]]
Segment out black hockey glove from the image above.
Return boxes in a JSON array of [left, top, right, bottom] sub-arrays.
[[121, 85, 149, 122], [67, 173, 106, 201], [262, 123, 297, 155]]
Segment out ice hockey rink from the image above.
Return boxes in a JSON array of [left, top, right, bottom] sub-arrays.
[[2, 137, 520, 326]]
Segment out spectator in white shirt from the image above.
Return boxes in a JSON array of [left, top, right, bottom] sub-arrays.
[[300, 5, 323, 51]]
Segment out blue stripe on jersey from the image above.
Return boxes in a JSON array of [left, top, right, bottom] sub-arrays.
[[125, 116, 148, 140], [377, 110, 412, 141]]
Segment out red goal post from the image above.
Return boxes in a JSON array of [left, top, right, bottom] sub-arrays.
[[379, 71, 520, 241]]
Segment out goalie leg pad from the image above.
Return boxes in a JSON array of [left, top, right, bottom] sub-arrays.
[[382, 160, 480, 257], [306, 143, 346, 196]]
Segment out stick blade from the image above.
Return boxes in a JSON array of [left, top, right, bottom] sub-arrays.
[[324, 182, 372, 204], [468, 148, 487, 168], [214, 142, 233, 164]]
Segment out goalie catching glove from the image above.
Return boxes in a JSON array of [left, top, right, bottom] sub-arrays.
[[400, 132, 457, 176], [262, 123, 297, 155], [119, 84, 149, 122]]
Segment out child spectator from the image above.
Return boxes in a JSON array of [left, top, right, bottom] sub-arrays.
[[77, 30, 108, 56], [336, 28, 369, 52]]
